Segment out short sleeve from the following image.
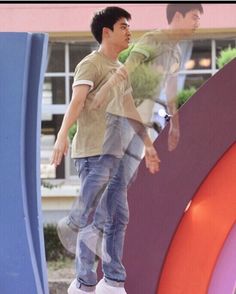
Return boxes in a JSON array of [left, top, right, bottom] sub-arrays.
[[72, 61, 98, 90], [124, 36, 155, 75], [131, 33, 159, 61]]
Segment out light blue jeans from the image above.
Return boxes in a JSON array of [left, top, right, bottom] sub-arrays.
[[69, 114, 144, 290]]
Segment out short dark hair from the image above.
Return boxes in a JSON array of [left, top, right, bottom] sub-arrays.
[[91, 6, 131, 44], [166, 4, 204, 24]]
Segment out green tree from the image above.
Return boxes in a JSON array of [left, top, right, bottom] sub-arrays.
[[217, 46, 236, 69], [177, 87, 196, 109], [118, 44, 162, 106]]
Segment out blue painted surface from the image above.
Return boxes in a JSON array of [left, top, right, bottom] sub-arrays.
[[0, 33, 48, 294]]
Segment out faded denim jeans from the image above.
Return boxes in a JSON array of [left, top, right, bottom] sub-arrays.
[[69, 114, 144, 289]]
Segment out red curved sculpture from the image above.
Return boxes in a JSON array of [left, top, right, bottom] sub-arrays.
[[157, 143, 236, 294]]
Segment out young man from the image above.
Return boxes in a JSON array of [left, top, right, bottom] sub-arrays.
[[92, 4, 203, 152], [87, 6, 203, 290], [51, 6, 159, 294]]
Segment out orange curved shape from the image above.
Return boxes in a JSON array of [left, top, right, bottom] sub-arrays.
[[157, 143, 236, 294]]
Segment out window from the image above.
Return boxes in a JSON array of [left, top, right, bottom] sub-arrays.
[[184, 40, 212, 70], [183, 73, 212, 89], [179, 38, 235, 91]]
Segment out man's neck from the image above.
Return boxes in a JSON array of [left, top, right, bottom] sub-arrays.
[[163, 27, 181, 43], [98, 44, 120, 61], [165, 24, 194, 42]]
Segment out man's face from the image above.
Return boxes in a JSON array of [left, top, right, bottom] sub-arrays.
[[178, 9, 201, 35], [109, 17, 131, 51]]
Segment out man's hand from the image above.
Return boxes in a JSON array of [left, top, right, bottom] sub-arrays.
[[168, 123, 180, 151], [50, 134, 70, 166], [145, 145, 160, 174]]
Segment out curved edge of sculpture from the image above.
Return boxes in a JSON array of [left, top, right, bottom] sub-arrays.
[[124, 58, 236, 294], [25, 33, 49, 294]]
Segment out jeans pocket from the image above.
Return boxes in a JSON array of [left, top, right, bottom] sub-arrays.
[[75, 156, 100, 179]]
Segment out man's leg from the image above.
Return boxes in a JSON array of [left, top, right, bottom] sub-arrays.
[[75, 154, 121, 290], [95, 134, 144, 292], [70, 115, 142, 291], [57, 156, 101, 255], [61, 154, 119, 292]]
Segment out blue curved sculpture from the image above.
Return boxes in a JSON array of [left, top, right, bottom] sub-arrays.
[[0, 33, 48, 294]]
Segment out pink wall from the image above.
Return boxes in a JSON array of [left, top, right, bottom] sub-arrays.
[[0, 4, 236, 33]]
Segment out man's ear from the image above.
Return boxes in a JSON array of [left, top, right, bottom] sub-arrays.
[[102, 27, 111, 40]]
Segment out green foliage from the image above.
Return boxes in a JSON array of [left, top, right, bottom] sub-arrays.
[[118, 44, 162, 107], [68, 123, 77, 143], [118, 44, 135, 63], [177, 87, 196, 109], [130, 64, 162, 106], [217, 46, 236, 69], [41, 180, 62, 189], [44, 224, 74, 261]]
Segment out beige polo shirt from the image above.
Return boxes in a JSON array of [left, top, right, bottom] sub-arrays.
[[71, 50, 131, 158]]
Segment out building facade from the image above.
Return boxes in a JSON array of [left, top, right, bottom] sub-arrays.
[[1, 3, 236, 223]]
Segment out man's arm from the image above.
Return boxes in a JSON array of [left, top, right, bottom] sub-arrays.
[[121, 92, 160, 174], [128, 117, 161, 174], [50, 85, 90, 166], [166, 75, 180, 151]]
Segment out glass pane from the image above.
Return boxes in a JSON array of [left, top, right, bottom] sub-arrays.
[[184, 74, 212, 90], [185, 40, 211, 70], [43, 77, 65, 104], [41, 115, 64, 179], [40, 133, 56, 179], [42, 80, 53, 121], [47, 43, 65, 72], [216, 39, 236, 69], [69, 42, 97, 72]]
